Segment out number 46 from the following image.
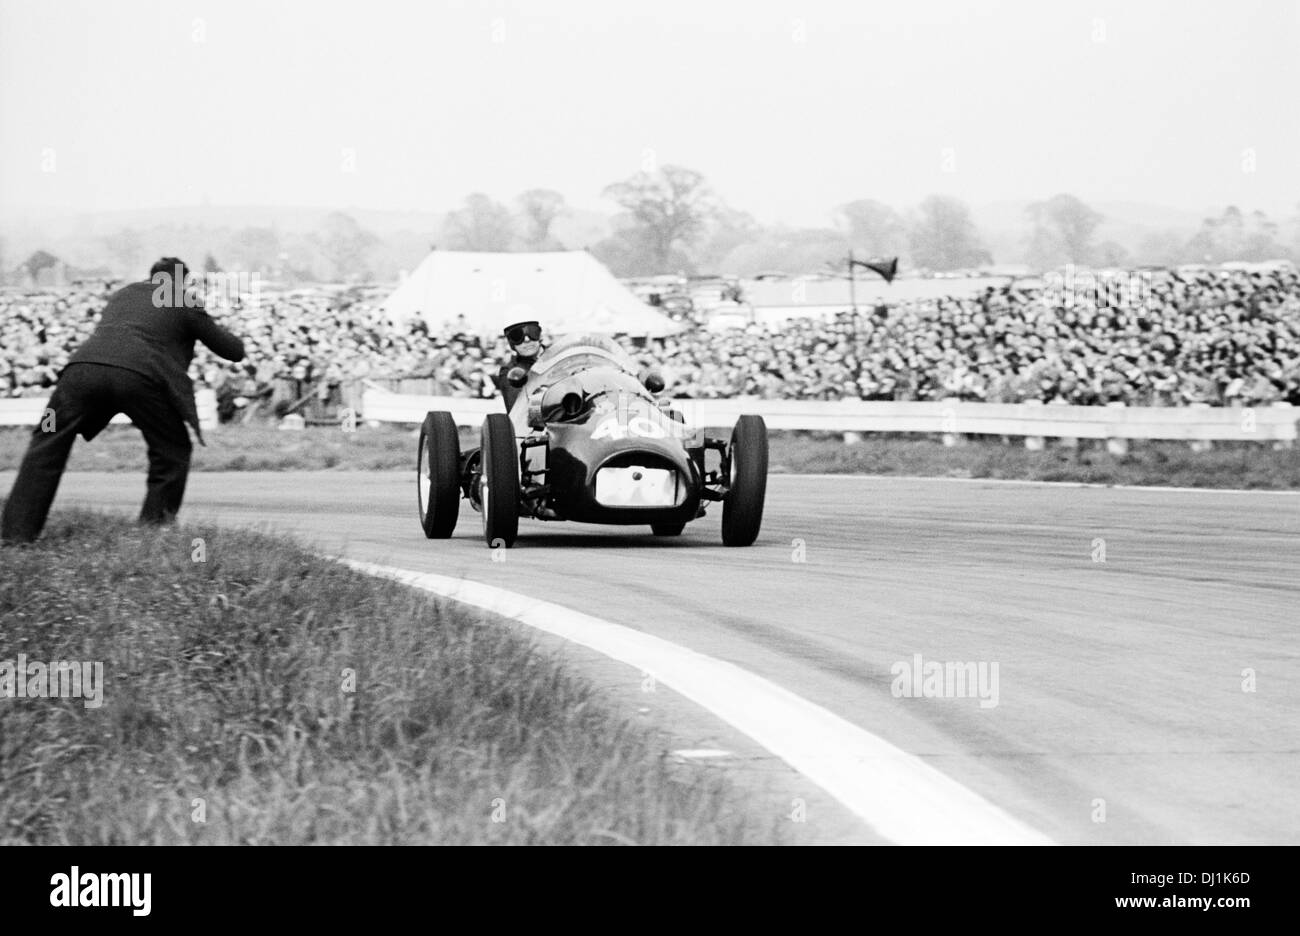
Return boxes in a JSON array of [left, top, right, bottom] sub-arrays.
[[591, 416, 665, 440]]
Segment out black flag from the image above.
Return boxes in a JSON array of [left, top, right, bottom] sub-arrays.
[[849, 256, 898, 283]]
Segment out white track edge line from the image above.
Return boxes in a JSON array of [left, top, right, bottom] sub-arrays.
[[338, 557, 1055, 847]]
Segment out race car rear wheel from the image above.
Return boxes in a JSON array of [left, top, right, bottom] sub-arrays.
[[651, 522, 685, 537], [479, 413, 520, 548], [418, 411, 460, 539], [721, 415, 768, 547]]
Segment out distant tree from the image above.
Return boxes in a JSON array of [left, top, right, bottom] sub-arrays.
[[314, 212, 380, 281], [601, 165, 718, 274], [1024, 221, 1066, 272], [516, 189, 567, 250], [1241, 210, 1286, 261], [838, 199, 906, 258], [203, 253, 222, 274], [23, 249, 60, 279], [229, 226, 282, 272], [1026, 194, 1104, 266], [1187, 205, 1242, 262], [589, 224, 695, 278], [1092, 240, 1130, 268], [695, 206, 763, 272], [587, 228, 647, 278], [444, 193, 516, 251], [104, 227, 144, 276], [279, 233, 323, 284], [1132, 229, 1190, 267], [1187, 206, 1286, 263], [908, 195, 990, 271], [716, 227, 849, 277]]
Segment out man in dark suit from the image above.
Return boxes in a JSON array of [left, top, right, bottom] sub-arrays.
[[1, 258, 246, 543]]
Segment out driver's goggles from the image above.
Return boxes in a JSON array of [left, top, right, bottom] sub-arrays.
[[505, 323, 542, 344]]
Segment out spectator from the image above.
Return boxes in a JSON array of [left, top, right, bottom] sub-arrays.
[[3, 266, 1299, 410]]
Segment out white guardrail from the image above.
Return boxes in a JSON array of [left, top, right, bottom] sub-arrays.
[[1, 385, 1292, 450], [0, 389, 219, 431], [358, 383, 1296, 449]]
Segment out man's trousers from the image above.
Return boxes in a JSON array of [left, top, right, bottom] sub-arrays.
[[1, 363, 193, 543]]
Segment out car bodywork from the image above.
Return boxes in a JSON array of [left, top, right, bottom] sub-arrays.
[[503, 333, 709, 527], [417, 333, 768, 546]]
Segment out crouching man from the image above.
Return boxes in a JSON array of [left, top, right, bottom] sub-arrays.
[[1, 258, 246, 543]]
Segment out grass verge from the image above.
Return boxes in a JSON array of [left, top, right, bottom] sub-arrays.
[[0, 508, 777, 845], [766, 432, 1300, 489], [0, 424, 423, 473], [1, 423, 1296, 489]]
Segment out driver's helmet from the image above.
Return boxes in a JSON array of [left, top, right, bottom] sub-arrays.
[[503, 306, 544, 359]]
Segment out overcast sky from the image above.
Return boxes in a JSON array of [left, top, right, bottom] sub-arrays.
[[2, 0, 1296, 226]]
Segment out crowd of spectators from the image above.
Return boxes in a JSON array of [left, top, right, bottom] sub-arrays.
[[183, 293, 505, 420], [0, 284, 509, 420], [651, 266, 1300, 406], [2, 266, 1298, 417]]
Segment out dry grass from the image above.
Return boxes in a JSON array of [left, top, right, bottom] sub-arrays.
[[766, 432, 1300, 489], [0, 509, 778, 845], [2, 422, 1296, 489]]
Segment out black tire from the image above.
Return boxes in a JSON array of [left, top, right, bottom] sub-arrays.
[[651, 522, 685, 537], [479, 413, 520, 547], [417, 411, 460, 539], [721, 414, 768, 547]]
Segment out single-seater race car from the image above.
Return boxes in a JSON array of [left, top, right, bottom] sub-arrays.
[[416, 333, 767, 547]]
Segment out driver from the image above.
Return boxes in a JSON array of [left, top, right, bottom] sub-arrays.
[[460, 317, 546, 508], [493, 318, 544, 411]]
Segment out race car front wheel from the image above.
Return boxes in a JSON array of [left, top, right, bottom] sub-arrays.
[[480, 413, 520, 548], [418, 411, 460, 538], [721, 414, 768, 547]]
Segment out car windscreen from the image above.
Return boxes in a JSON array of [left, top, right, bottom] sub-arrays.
[[530, 333, 636, 381]]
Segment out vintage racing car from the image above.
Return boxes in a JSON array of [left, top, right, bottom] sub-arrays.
[[416, 333, 767, 547]]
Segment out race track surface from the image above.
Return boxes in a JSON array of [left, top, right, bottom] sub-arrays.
[[10, 469, 1298, 844]]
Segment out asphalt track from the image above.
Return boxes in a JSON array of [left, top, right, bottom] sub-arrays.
[[9, 469, 1298, 844]]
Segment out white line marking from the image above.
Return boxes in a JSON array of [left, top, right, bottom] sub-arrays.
[[671, 749, 734, 759], [783, 473, 1300, 495], [339, 558, 1054, 846]]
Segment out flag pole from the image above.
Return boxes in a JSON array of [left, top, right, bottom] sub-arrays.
[[848, 249, 858, 315]]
